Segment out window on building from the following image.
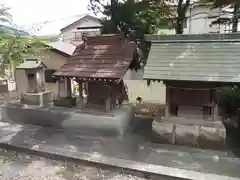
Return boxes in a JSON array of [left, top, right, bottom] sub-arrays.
[[45, 69, 56, 83], [72, 30, 81, 41]]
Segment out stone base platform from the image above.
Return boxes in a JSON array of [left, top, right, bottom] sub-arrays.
[[152, 120, 226, 150], [1, 103, 134, 136], [20, 91, 51, 106], [53, 97, 77, 107]]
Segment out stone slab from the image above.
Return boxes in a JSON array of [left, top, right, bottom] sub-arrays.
[[198, 126, 226, 150], [152, 120, 226, 150], [175, 125, 199, 148], [1, 103, 134, 136], [152, 121, 175, 144], [53, 97, 77, 107]]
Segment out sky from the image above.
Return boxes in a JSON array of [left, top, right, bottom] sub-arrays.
[[1, 0, 94, 35]]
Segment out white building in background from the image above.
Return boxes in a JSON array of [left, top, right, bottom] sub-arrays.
[[59, 15, 102, 45], [159, 3, 233, 35]]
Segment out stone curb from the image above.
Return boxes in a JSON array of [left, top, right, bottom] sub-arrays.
[[0, 142, 238, 180]]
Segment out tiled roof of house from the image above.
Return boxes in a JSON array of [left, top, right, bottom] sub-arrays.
[[144, 33, 240, 83], [47, 41, 77, 56], [53, 34, 137, 79]]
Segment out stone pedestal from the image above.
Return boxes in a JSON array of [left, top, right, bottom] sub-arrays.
[[53, 97, 77, 107], [152, 120, 226, 150], [20, 91, 51, 106], [198, 126, 226, 149], [54, 78, 75, 107], [152, 122, 175, 144]]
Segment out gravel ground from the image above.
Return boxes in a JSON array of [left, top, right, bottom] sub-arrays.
[[0, 148, 162, 180]]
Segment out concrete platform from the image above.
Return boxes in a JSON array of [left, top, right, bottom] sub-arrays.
[[0, 121, 239, 180], [1, 103, 134, 136]]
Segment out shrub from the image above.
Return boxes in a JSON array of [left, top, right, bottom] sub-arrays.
[[220, 86, 240, 116]]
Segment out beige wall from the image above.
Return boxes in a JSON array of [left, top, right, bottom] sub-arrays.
[[123, 69, 166, 104], [16, 50, 68, 99], [125, 80, 166, 104]]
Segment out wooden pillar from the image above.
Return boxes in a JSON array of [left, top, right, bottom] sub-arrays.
[[78, 82, 83, 109], [57, 79, 67, 98], [211, 89, 219, 121], [66, 78, 72, 97], [57, 80, 60, 98], [106, 97, 111, 113], [165, 86, 170, 118]]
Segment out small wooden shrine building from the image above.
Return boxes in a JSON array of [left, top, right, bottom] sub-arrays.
[[53, 34, 139, 112], [144, 33, 240, 123]]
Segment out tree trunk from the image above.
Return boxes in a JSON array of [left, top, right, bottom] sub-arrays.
[[175, 17, 184, 34], [175, 0, 190, 34], [10, 61, 15, 81], [111, 0, 118, 33], [232, 3, 239, 32]]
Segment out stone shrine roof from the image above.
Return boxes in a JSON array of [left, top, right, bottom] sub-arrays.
[[17, 59, 46, 69]]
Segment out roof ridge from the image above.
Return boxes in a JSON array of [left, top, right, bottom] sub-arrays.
[[145, 33, 240, 42]]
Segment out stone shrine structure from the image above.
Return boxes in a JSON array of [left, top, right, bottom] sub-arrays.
[[1, 34, 140, 136], [143, 33, 240, 149], [16, 58, 51, 106]]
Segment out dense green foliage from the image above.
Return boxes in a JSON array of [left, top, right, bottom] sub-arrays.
[[0, 5, 49, 79], [220, 86, 240, 115]]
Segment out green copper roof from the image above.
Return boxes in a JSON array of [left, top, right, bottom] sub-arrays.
[[144, 33, 240, 83]]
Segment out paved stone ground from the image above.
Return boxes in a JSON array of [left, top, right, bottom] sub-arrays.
[[0, 148, 155, 180], [0, 121, 239, 179]]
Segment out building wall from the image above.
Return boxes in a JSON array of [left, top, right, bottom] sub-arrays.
[[159, 5, 229, 35], [61, 17, 102, 43], [15, 50, 68, 100], [123, 69, 166, 104]]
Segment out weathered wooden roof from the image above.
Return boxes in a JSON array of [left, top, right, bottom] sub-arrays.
[[53, 34, 137, 79], [144, 33, 240, 83]]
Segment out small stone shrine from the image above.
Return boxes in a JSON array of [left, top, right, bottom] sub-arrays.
[[16, 58, 51, 106]]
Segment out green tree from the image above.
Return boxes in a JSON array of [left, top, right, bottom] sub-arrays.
[[0, 34, 48, 80], [173, 0, 191, 34], [89, 0, 171, 64], [0, 4, 12, 22], [0, 5, 49, 80]]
